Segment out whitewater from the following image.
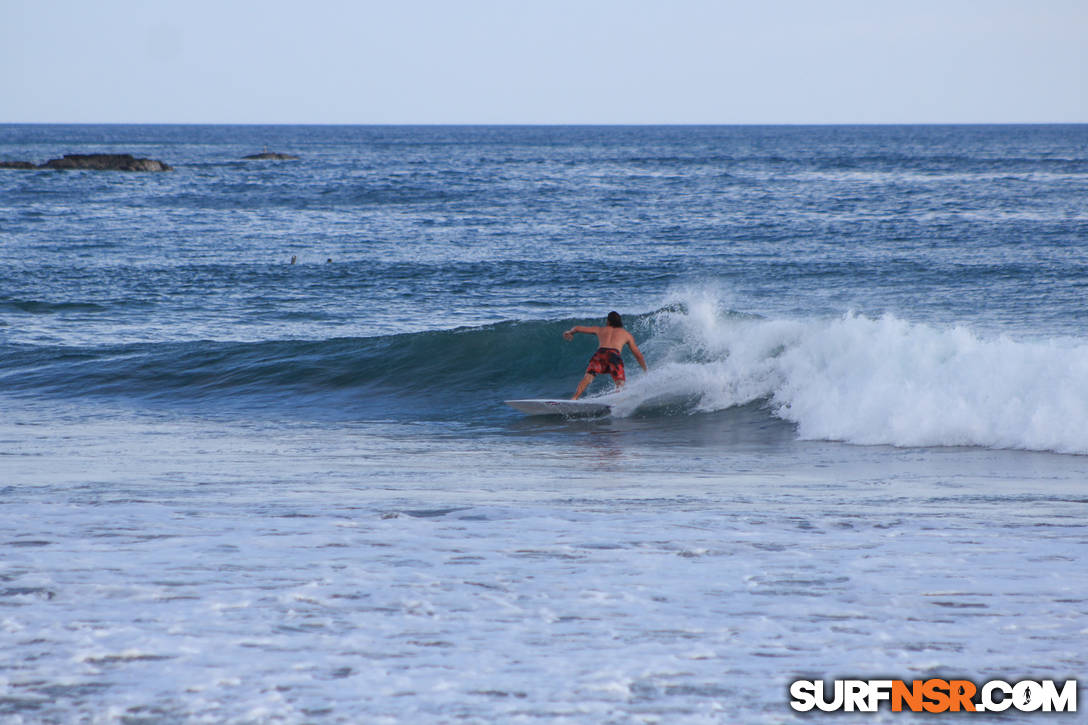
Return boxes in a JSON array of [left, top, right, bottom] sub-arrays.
[[625, 296, 1088, 454], [2, 124, 1087, 722]]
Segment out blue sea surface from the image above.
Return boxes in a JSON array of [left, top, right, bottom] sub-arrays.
[[2, 125, 1087, 722]]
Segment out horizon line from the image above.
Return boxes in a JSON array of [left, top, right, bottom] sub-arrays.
[[2, 121, 1086, 127]]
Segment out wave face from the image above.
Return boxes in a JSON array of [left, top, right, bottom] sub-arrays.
[[630, 295, 1088, 454], [0, 320, 581, 419], [6, 294, 1088, 453]]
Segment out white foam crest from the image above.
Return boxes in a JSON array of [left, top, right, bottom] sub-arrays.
[[624, 293, 1088, 454]]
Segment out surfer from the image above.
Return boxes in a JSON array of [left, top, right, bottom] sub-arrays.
[[563, 311, 647, 400]]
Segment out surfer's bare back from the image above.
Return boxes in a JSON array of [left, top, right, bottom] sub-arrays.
[[563, 311, 648, 400]]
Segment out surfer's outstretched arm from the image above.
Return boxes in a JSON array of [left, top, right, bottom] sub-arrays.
[[563, 325, 596, 341]]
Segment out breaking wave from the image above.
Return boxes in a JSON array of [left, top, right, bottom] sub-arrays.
[[625, 293, 1088, 454], [4, 294, 1088, 453]]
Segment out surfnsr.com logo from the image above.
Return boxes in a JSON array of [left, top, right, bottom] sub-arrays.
[[789, 679, 1078, 713]]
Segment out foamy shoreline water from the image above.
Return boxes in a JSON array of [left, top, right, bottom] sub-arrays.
[[2, 403, 1086, 722]]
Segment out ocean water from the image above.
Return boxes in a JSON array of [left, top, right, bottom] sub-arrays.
[[1, 124, 1087, 723]]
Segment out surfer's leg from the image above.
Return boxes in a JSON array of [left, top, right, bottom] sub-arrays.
[[572, 373, 594, 400]]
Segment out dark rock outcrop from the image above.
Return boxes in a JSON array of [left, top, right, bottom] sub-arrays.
[[242, 152, 299, 160], [1, 154, 172, 172], [41, 154, 172, 172]]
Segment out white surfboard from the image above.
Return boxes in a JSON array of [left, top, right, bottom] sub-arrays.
[[504, 398, 611, 417]]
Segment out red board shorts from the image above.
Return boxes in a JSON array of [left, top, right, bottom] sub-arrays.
[[585, 347, 625, 383]]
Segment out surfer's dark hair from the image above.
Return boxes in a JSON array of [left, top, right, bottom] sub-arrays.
[[606, 311, 623, 328]]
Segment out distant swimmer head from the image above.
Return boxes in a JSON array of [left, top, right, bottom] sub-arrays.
[[606, 311, 623, 328]]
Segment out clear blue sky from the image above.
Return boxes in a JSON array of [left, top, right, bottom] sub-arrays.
[[2, 0, 1085, 124]]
